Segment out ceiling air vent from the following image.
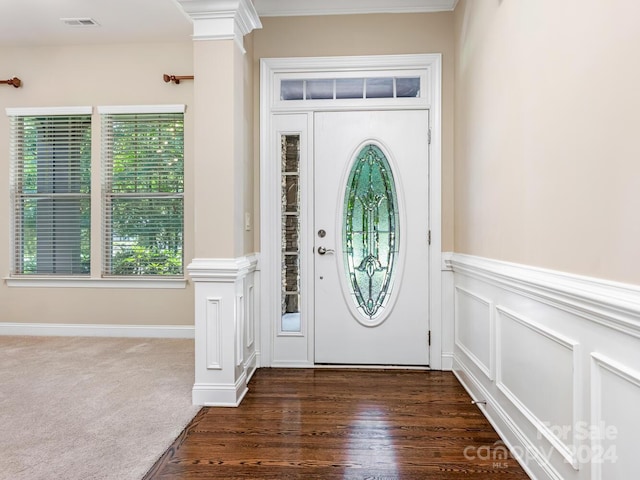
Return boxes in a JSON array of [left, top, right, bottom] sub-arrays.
[[60, 18, 100, 27]]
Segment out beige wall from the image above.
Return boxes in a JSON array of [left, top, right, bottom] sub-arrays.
[[454, 0, 640, 285], [192, 39, 237, 258], [0, 42, 195, 324], [244, 34, 256, 254], [192, 37, 255, 258], [252, 13, 455, 252]]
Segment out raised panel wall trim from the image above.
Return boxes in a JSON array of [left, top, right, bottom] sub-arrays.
[[0, 323, 194, 338], [205, 297, 223, 370], [247, 284, 255, 348], [450, 254, 640, 338], [590, 352, 640, 480], [496, 305, 579, 351], [495, 306, 581, 469], [454, 286, 494, 380], [236, 293, 244, 367], [453, 358, 563, 480], [591, 352, 640, 389]]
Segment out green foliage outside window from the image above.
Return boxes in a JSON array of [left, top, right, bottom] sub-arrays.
[[104, 114, 184, 276]]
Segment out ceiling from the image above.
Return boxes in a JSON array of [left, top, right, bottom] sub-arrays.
[[0, 0, 458, 47]]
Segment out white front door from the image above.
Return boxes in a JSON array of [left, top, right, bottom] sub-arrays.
[[314, 110, 430, 365]]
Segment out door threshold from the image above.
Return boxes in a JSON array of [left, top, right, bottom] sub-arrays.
[[313, 364, 431, 370]]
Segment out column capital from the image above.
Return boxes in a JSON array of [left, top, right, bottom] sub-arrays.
[[177, 0, 262, 50]]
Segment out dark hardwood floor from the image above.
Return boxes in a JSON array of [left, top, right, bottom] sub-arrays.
[[144, 369, 530, 479]]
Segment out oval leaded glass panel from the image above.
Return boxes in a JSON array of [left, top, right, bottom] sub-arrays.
[[343, 144, 399, 320]]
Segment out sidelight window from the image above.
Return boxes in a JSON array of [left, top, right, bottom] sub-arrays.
[[281, 134, 302, 332]]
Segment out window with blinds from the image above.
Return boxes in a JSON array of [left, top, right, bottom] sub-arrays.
[[8, 108, 92, 275], [100, 107, 184, 276]]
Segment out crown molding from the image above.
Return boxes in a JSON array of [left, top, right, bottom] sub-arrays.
[[253, 0, 458, 17], [176, 0, 262, 50]]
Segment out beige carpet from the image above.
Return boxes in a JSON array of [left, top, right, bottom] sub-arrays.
[[0, 336, 201, 480]]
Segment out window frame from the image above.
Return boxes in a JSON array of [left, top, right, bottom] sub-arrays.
[[4, 105, 187, 289], [6, 106, 93, 277], [99, 105, 186, 279]]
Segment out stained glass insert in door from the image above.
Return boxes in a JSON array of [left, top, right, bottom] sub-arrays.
[[343, 144, 399, 320]]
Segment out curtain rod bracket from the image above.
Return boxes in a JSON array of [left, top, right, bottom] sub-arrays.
[[163, 74, 194, 85], [1, 77, 22, 88]]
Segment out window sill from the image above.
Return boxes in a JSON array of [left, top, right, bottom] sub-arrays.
[[4, 277, 188, 289]]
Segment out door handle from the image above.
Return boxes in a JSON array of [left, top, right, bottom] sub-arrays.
[[317, 246, 335, 255]]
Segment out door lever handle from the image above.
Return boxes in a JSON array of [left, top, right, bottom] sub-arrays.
[[317, 246, 335, 255]]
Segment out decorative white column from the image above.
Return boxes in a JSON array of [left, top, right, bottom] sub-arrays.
[[178, 0, 261, 406], [188, 257, 258, 406], [178, 0, 262, 51]]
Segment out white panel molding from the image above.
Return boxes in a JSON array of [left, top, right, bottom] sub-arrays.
[[452, 254, 640, 479], [235, 291, 244, 367], [591, 352, 640, 391], [451, 254, 640, 339], [495, 306, 581, 470], [205, 297, 223, 369], [188, 255, 258, 406], [247, 284, 255, 348], [0, 323, 194, 338], [254, 0, 458, 17], [440, 268, 454, 371], [454, 359, 563, 480], [590, 352, 640, 480], [454, 286, 494, 380]]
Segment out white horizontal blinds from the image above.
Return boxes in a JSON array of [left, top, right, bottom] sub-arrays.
[[101, 110, 184, 276], [8, 112, 92, 275]]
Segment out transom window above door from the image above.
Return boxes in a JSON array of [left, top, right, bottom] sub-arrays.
[[268, 62, 430, 110], [281, 76, 421, 101]]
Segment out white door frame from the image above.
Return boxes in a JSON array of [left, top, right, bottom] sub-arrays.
[[259, 54, 443, 369]]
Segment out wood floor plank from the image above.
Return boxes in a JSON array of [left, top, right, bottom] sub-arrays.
[[144, 369, 530, 479]]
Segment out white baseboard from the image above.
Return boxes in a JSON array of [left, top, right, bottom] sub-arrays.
[[453, 358, 559, 480], [441, 352, 454, 370], [192, 374, 249, 407], [0, 323, 195, 339]]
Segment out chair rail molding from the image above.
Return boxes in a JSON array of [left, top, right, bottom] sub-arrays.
[[187, 255, 259, 406], [450, 253, 640, 479]]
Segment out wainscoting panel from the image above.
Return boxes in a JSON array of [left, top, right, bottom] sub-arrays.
[[496, 306, 580, 468], [205, 297, 223, 370], [188, 255, 259, 406], [449, 253, 640, 480], [590, 353, 640, 480], [454, 286, 493, 379]]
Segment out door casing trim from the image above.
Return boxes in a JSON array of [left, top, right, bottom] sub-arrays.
[[259, 54, 443, 369]]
